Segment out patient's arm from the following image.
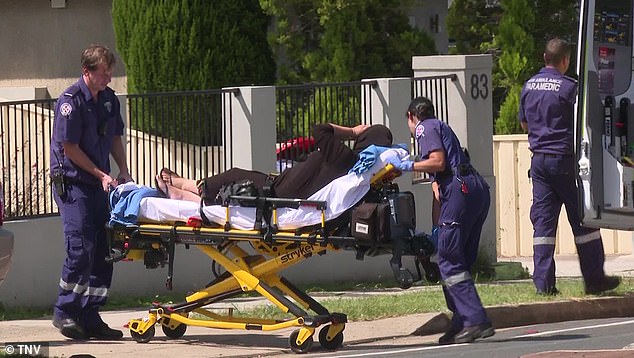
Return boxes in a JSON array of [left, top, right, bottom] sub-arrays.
[[328, 123, 370, 138]]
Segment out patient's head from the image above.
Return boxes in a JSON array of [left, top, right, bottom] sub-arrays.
[[353, 124, 393, 155]]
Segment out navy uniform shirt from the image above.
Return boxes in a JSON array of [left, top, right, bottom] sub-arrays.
[[50, 78, 124, 186], [415, 118, 469, 184], [519, 67, 577, 155]]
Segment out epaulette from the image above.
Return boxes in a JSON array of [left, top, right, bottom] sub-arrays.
[[563, 75, 578, 84], [62, 85, 81, 97]]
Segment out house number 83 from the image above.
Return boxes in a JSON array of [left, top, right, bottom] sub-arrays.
[[470, 73, 489, 100]]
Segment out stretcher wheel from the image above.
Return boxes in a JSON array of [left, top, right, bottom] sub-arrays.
[[318, 325, 344, 350], [289, 329, 313, 354], [162, 321, 187, 339], [424, 262, 441, 284], [130, 325, 155, 343]]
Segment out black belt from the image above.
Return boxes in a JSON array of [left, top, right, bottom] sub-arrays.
[[533, 152, 573, 158], [64, 177, 99, 188], [437, 164, 476, 180]]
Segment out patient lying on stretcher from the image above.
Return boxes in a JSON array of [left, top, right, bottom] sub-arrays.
[[108, 146, 439, 287], [110, 145, 411, 230], [154, 123, 393, 204]]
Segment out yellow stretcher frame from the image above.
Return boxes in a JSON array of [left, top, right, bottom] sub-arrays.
[[107, 165, 421, 353]]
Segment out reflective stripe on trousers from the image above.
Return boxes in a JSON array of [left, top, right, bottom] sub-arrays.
[[443, 271, 472, 287]]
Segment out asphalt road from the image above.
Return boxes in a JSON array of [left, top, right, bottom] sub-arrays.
[[289, 317, 634, 358]]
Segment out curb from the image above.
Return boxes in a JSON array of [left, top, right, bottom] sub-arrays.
[[412, 295, 634, 336]]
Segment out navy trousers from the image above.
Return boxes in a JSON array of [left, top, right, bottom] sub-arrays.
[[437, 173, 490, 329], [530, 153, 606, 292], [53, 182, 112, 329]]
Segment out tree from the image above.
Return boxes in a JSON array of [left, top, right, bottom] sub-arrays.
[[112, 0, 276, 145], [448, 0, 578, 134], [495, 83, 523, 134], [112, 0, 276, 93], [259, 0, 436, 84], [446, 0, 501, 55], [492, 0, 535, 134]]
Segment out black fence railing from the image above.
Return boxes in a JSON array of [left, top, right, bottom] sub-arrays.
[[411, 74, 457, 182], [1, 76, 455, 220], [1, 98, 58, 219], [275, 81, 376, 172], [126, 89, 236, 188]]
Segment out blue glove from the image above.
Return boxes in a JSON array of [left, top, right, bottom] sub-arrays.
[[430, 225, 439, 249], [390, 159, 414, 172], [386, 158, 414, 172]]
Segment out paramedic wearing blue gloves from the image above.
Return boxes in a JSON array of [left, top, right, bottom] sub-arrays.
[[391, 96, 494, 344], [50, 44, 132, 340], [519, 38, 620, 296]]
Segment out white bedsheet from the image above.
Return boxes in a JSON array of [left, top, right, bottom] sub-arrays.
[[138, 148, 409, 230]]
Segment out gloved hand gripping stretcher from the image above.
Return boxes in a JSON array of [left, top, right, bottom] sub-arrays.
[[105, 148, 439, 353]]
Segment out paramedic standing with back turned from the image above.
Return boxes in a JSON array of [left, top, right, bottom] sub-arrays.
[[390, 96, 494, 344], [519, 38, 620, 296], [50, 44, 132, 340]]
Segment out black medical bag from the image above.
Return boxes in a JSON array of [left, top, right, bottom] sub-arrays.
[[351, 191, 415, 242], [351, 202, 390, 242], [386, 191, 416, 240]]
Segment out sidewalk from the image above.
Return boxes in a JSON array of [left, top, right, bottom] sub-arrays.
[[1, 255, 633, 357], [498, 254, 634, 278]]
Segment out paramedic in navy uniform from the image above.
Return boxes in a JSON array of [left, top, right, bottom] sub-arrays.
[[50, 44, 132, 340], [519, 38, 620, 296], [390, 96, 494, 344]]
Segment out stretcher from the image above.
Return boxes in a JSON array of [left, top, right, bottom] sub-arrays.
[[105, 149, 438, 353]]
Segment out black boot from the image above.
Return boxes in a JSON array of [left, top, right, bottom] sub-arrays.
[[85, 322, 124, 340], [585, 276, 621, 295], [53, 318, 88, 340], [453, 323, 495, 344], [438, 326, 461, 345]]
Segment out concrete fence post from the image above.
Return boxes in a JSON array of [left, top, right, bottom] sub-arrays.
[[223, 86, 276, 173]]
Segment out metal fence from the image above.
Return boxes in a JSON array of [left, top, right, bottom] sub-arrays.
[[125, 89, 236, 188], [1, 98, 58, 219], [411, 74, 458, 181], [274, 80, 377, 172], [412, 74, 456, 125], [1, 76, 455, 220]]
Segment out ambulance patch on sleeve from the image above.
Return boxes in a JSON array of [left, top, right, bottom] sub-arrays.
[[60, 102, 73, 117], [416, 124, 425, 138]]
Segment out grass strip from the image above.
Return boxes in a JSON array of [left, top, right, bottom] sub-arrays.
[[2, 278, 632, 322], [194, 278, 634, 322]]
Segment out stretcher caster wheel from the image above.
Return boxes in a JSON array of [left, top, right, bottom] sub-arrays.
[[424, 261, 441, 284], [318, 325, 344, 350], [289, 329, 313, 354], [396, 268, 414, 289], [162, 321, 187, 339], [130, 325, 155, 343]]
